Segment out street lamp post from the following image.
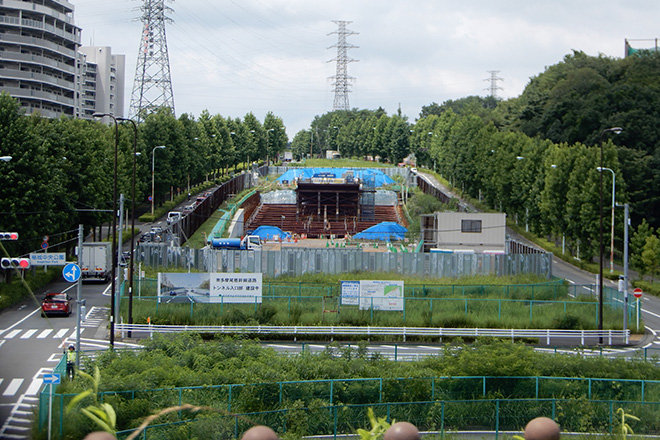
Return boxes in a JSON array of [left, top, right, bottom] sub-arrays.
[[117, 117, 138, 336], [93, 112, 119, 347], [0, 156, 12, 162], [597, 166, 616, 274], [598, 127, 622, 343], [151, 145, 166, 216]]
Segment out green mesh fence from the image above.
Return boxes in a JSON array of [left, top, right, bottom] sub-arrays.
[[118, 278, 631, 329], [39, 374, 660, 438]]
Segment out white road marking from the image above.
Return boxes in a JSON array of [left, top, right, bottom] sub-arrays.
[[2, 379, 23, 397], [37, 329, 53, 339], [24, 379, 41, 396], [3, 330, 21, 339], [0, 307, 40, 337], [19, 330, 37, 339], [53, 329, 68, 339]]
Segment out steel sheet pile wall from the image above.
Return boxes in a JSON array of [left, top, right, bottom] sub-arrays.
[[137, 245, 552, 278]]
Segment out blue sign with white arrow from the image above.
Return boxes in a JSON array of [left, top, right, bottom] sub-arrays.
[[62, 263, 81, 283], [43, 373, 61, 384]]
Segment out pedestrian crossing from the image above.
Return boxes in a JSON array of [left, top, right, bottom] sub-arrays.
[[1, 306, 109, 342], [0, 368, 55, 399], [2, 327, 82, 341]]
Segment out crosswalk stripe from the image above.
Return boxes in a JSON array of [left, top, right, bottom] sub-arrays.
[[20, 330, 37, 339], [53, 329, 68, 339], [4, 329, 21, 339], [2, 379, 23, 396], [37, 329, 53, 338], [25, 379, 42, 396]]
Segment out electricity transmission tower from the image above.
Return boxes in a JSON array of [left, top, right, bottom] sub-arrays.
[[128, 0, 175, 123], [484, 70, 503, 99], [328, 20, 359, 111]]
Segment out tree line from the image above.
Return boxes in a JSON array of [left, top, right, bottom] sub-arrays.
[[288, 51, 660, 271], [2, 50, 660, 274], [0, 97, 286, 257]]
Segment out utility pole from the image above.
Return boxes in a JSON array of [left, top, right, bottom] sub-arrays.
[[128, 0, 175, 122], [328, 20, 359, 111], [116, 194, 124, 329], [75, 224, 83, 368]]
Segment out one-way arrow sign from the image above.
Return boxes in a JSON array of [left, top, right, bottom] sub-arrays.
[[43, 373, 61, 384]]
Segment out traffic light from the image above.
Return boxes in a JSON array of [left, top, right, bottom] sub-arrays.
[[0, 257, 30, 270], [0, 232, 18, 240]]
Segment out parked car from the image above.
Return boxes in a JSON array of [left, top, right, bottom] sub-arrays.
[[41, 293, 73, 317]]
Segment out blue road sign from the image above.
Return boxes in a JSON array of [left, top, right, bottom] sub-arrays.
[[62, 263, 81, 283], [43, 373, 61, 384]]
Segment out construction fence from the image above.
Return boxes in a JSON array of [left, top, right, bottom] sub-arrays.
[[135, 244, 553, 279]]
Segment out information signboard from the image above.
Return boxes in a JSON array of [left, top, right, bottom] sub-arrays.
[[157, 272, 263, 304], [341, 280, 404, 311], [29, 252, 66, 266]]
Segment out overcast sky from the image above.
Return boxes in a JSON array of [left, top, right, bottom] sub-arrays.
[[72, 0, 660, 138]]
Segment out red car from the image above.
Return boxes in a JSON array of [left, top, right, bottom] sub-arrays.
[[41, 293, 73, 317]]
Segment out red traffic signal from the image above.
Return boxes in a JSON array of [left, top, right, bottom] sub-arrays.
[[0, 257, 30, 270], [0, 232, 18, 240]]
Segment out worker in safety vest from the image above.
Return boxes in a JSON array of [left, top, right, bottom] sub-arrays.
[[66, 345, 76, 380]]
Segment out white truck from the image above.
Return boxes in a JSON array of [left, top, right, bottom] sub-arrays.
[[209, 235, 262, 250], [79, 242, 113, 282]]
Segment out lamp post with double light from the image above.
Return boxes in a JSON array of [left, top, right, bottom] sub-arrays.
[[151, 145, 166, 216], [598, 127, 622, 342], [117, 117, 138, 335], [92, 112, 119, 347]]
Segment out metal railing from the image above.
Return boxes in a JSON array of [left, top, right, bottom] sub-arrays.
[[115, 323, 629, 345]]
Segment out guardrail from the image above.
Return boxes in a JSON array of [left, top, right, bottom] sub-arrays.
[[115, 324, 629, 346]]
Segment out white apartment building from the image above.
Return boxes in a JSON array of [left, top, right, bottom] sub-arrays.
[[78, 46, 125, 119], [0, 0, 125, 119]]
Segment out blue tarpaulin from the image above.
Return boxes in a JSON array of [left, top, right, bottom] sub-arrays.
[[353, 221, 407, 241], [249, 225, 291, 240], [277, 168, 395, 187]]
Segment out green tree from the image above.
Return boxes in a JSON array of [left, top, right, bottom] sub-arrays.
[[641, 234, 660, 281], [631, 220, 655, 278]]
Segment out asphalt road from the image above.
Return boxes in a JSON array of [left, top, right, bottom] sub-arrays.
[[0, 276, 139, 439]]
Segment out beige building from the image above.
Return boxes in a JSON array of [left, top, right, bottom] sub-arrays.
[[421, 212, 507, 253]]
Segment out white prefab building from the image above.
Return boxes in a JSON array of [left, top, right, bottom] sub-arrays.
[[421, 212, 507, 253]]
